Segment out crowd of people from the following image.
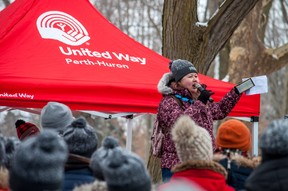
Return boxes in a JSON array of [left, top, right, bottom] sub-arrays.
[[0, 59, 287, 191]]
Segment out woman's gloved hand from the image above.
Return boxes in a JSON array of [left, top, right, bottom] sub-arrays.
[[198, 89, 215, 104]]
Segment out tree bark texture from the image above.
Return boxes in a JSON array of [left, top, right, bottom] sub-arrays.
[[162, 0, 260, 74]]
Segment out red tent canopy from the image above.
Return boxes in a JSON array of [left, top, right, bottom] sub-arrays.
[[0, 0, 260, 117]]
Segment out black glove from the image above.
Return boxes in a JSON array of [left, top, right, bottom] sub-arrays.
[[234, 86, 241, 95], [198, 89, 215, 104]]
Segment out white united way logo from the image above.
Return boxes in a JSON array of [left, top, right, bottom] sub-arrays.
[[36, 11, 90, 46]]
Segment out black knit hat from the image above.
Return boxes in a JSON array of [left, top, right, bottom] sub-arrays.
[[170, 59, 198, 82], [63, 117, 98, 158], [9, 130, 68, 191], [102, 149, 151, 191]]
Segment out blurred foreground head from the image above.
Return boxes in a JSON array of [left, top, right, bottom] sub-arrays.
[[9, 130, 68, 191], [260, 118, 288, 161]]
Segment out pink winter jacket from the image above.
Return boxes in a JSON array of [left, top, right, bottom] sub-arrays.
[[157, 81, 241, 169]]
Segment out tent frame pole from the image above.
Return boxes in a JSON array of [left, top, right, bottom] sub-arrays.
[[231, 116, 259, 156], [126, 118, 133, 152]]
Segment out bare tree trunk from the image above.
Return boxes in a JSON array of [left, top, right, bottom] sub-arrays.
[[162, 0, 259, 74]]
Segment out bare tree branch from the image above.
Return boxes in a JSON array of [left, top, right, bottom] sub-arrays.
[[264, 43, 288, 73], [197, 0, 260, 73], [280, 0, 288, 24]]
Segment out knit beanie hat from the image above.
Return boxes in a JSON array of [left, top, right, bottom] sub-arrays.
[[260, 118, 288, 160], [9, 129, 68, 191], [216, 119, 251, 152], [15, 119, 40, 141], [63, 117, 98, 158], [172, 115, 213, 162], [40, 102, 74, 134], [170, 59, 198, 82], [102, 149, 151, 191], [90, 136, 120, 180]]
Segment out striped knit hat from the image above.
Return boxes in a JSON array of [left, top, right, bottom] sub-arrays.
[[15, 120, 40, 141], [172, 115, 213, 162]]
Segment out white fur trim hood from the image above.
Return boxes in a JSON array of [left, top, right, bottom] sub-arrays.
[[157, 72, 174, 95]]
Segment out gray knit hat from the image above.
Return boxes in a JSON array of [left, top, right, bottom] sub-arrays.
[[170, 59, 197, 82], [40, 102, 74, 134], [90, 136, 120, 180], [172, 115, 213, 162], [102, 149, 151, 191], [9, 130, 68, 191], [63, 117, 98, 157], [260, 118, 288, 158]]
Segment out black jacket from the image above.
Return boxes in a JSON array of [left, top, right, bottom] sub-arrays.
[[214, 153, 259, 191], [245, 156, 288, 191]]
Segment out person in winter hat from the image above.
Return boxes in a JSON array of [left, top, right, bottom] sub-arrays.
[[62, 117, 98, 191], [0, 136, 9, 191], [40, 101, 74, 134], [2, 136, 20, 170], [216, 119, 251, 153], [159, 115, 234, 191], [214, 119, 258, 191], [156, 59, 243, 182], [15, 119, 40, 141], [245, 118, 288, 191], [101, 148, 152, 191], [9, 129, 68, 191], [90, 136, 121, 180]]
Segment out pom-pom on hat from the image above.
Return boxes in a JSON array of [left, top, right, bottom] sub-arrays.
[[90, 136, 120, 180], [260, 118, 288, 159], [216, 119, 251, 152], [172, 115, 213, 162], [40, 101, 74, 134], [170, 59, 197, 82], [15, 119, 40, 141], [102, 149, 151, 191], [63, 117, 98, 158], [9, 130, 68, 191]]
